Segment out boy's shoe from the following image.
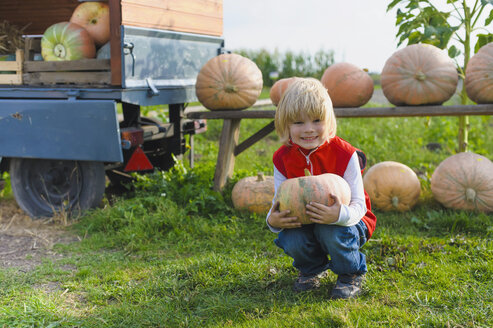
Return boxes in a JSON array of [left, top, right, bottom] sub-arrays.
[[293, 271, 328, 292], [330, 273, 365, 299]]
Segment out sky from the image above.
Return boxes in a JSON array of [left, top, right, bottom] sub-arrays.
[[223, 0, 403, 73]]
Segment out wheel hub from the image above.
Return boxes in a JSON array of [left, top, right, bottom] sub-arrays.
[[29, 160, 82, 209]]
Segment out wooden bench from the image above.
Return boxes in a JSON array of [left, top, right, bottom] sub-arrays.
[[186, 101, 493, 191]]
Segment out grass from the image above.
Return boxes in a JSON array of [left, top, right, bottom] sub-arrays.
[[0, 97, 492, 327]]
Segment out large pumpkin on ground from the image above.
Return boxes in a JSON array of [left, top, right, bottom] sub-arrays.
[[465, 42, 493, 104], [41, 22, 96, 61], [195, 53, 263, 110], [431, 152, 493, 212], [269, 77, 299, 106], [232, 173, 275, 214], [276, 172, 351, 224], [320, 62, 374, 107], [363, 161, 421, 212], [381, 44, 458, 106]]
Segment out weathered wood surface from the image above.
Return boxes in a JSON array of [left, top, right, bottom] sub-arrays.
[[187, 103, 493, 119], [214, 118, 241, 191], [23, 72, 112, 85], [24, 59, 111, 72], [121, 0, 223, 36], [109, 0, 122, 85], [0, 49, 23, 85]]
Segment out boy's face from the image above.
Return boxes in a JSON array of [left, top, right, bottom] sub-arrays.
[[289, 112, 327, 150]]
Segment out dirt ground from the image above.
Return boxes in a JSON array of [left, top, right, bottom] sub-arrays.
[[0, 198, 79, 272]]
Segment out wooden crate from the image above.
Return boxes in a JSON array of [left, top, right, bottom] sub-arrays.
[[22, 37, 111, 86], [0, 49, 23, 85]]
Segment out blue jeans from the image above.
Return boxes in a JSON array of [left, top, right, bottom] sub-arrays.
[[274, 220, 368, 276]]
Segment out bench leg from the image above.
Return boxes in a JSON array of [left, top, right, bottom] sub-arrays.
[[213, 118, 241, 191]]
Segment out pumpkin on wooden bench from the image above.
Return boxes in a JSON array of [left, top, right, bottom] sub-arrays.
[[465, 42, 493, 104], [381, 43, 459, 106], [320, 62, 374, 108], [195, 53, 263, 111], [269, 77, 300, 106]]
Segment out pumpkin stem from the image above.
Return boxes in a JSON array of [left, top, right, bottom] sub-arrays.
[[392, 196, 399, 208], [414, 71, 426, 81], [224, 85, 238, 93], [256, 172, 265, 181], [304, 168, 311, 176], [465, 188, 476, 202]]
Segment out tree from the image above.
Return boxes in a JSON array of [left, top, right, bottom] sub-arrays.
[[387, 0, 493, 152]]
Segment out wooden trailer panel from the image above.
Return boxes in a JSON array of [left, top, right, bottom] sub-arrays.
[[121, 0, 223, 37]]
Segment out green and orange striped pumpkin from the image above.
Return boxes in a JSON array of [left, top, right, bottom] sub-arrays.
[[275, 170, 351, 224]]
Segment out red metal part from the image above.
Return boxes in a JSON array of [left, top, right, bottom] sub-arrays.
[[123, 146, 154, 172], [121, 127, 144, 148]]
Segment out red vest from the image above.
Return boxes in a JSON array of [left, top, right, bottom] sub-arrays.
[[273, 136, 377, 238]]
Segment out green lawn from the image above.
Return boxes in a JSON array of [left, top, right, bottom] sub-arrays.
[[0, 100, 492, 327]]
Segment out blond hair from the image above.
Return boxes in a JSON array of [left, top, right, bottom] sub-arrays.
[[274, 78, 336, 145]]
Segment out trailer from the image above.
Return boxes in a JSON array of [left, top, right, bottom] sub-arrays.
[[0, 0, 224, 217]]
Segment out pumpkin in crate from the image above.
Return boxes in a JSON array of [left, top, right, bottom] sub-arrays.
[[363, 161, 421, 212], [195, 53, 263, 110], [320, 62, 374, 107], [381, 44, 458, 106], [232, 173, 275, 214], [270, 77, 299, 106], [41, 22, 96, 61], [70, 1, 110, 46], [431, 152, 493, 212], [465, 42, 493, 103], [276, 170, 351, 224]]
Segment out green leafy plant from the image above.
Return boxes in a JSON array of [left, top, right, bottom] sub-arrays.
[[387, 0, 493, 152]]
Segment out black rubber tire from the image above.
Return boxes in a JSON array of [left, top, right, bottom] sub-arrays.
[[9, 158, 106, 218]]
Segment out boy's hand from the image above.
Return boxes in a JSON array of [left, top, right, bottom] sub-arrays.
[[306, 194, 341, 224], [267, 201, 302, 229]]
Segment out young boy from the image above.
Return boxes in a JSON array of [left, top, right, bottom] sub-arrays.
[[266, 78, 376, 299]]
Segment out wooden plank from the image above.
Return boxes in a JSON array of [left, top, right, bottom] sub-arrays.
[[121, 0, 223, 36], [122, 0, 222, 17], [24, 37, 41, 61], [0, 49, 23, 85], [23, 71, 111, 85], [213, 118, 241, 191], [109, 0, 122, 85], [334, 105, 493, 117], [0, 62, 19, 71], [0, 75, 22, 84], [234, 121, 275, 156], [187, 104, 493, 120], [187, 110, 274, 119], [24, 59, 111, 72]]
